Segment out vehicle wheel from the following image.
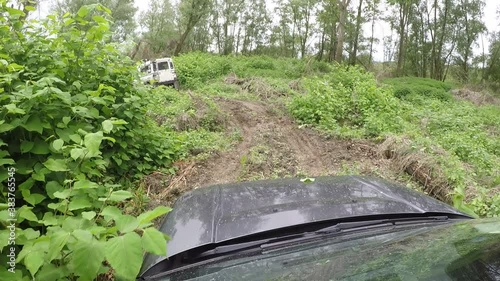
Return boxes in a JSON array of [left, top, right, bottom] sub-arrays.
[[174, 80, 180, 90]]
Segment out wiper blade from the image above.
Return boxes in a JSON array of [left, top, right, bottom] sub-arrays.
[[192, 233, 305, 259], [315, 215, 449, 234]]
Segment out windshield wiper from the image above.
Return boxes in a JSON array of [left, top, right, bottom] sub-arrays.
[[142, 215, 452, 280], [315, 215, 449, 234], [182, 216, 450, 260], [192, 233, 305, 259]]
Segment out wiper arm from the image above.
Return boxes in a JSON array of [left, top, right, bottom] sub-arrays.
[[192, 233, 305, 259], [315, 215, 449, 234]]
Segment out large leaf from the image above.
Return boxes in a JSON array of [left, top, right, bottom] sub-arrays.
[[68, 197, 92, 211], [23, 191, 46, 206], [43, 158, 68, 171], [46, 181, 63, 199], [0, 121, 15, 133], [31, 139, 50, 155], [84, 131, 103, 157], [73, 179, 99, 189], [24, 249, 45, 277], [77, 5, 90, 18], [18, 206, 38, 222], [72, 236, 106, 281], [82, 211, 96, 220], [102, 120, 113, 133], [5, 103, 26, 115], [142, 227, 167, 256], [22, 115, 43, 134], [105, 232, 143, 280], [20, 141, 34, 153], [36, 263, 69, 281], [107, 190, 133, 202], [52, 139, 64, 151], [137, 206, 172, 226], [101, 206, 122, 221], [70, 148, 86, 160], [46, 231, 70, 262], [115, 215, 139, 233], [0, 158, 15, 166]]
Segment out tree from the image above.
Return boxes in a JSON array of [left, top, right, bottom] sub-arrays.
[[174, 0, 211, 55], [52, 0, 137, 41], [366, 0, 380, 67], [289, 0, 317, 58], [138, 0, 177, 57], [349, 0, 364, 65], [317, 0, 339, 61], [485, 32, 500, 85], [453, 0, 486, 83], [335, 0, 351, 63], [271, 0, 295, 57], [387, 0, 416, 75], [240, 0, 270, 54]]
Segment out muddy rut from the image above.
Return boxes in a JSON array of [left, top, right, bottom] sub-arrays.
[[147, 98, 398, 206]]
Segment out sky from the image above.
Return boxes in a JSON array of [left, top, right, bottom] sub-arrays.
[[38, 0, 500, 61]]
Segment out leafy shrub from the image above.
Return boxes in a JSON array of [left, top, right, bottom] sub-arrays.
[[309, 60, 334, 73], [288, 66, 499, 217], [0, 4, 176, 280], [385, 77, 453, 101], [174, 53, 329, 89], [147, 86, 225, 132], [289, 66, 402, 136], [174, 52, 231, 88], [244, 56, 275, 70]]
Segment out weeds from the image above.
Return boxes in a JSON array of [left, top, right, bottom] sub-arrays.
[[289, 68, 500, 217]]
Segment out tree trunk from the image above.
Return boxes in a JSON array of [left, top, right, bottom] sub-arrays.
[[434, 0, 449, 81], [368, 6, 376, 67], [350, 0, 364, 65], [396, 2, 408, 75], [317, 29, 325, 60], [335, 0, 350, 63]]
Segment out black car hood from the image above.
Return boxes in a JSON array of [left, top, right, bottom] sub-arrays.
[[140, 176, 469, 276]]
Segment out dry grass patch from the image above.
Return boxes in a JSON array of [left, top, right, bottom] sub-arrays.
[[451, 88, 500, 106], [378, 137, 452, 203], [224, 73, 287, 99]]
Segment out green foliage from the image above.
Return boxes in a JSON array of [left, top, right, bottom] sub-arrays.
[[0, 4, 174, 280], [289, 65, 404, 137], [174, 52, 231, 88], [289, 66, 500, 217], [174, 52, 335, 89], [145, 86, 236, 159], [384, 77, 453, 101]]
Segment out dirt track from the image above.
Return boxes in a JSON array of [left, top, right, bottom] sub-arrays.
[[147, 97, 399, 205]]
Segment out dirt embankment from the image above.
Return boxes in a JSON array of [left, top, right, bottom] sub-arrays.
[[146, 97, 400, 206]]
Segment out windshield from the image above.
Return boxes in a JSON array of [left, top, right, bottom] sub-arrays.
[[146, 218, 500, 281], [158, 61, 170, 70]]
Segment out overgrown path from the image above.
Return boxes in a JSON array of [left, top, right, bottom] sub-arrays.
[[149, 97, 399, 205]]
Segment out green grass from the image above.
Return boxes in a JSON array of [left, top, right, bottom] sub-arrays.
[[383, 77, 453, 101], [163, 52, 499, 217], [145, 86, 235, 159], [173, 52, 332, 89], [290, 72, 500, 217]]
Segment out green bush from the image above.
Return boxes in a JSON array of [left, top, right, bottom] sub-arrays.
[[0, 4, 175, 280], [244, 56, 276, 70], [174, 52, 231, 88], [288, 68, 500, 217], [289, 65, 403, 136], [174, 53, 331, 89], [385, 77, 453, 101]]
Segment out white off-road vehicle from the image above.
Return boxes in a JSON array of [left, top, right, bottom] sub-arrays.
[[139, 57, 179, 89]]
